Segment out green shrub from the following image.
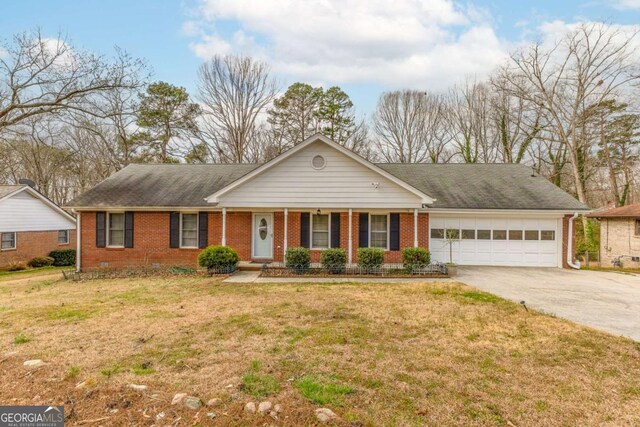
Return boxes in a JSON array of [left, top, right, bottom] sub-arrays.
[[357, 247, 384, 270], [285, 247, 311, 273], [48, 249, 76, 266], [6, 261, 27, 271], [27, 256, 54, 268], [197, 245, 239, 272], [402, 247, 431, 272], [320, 248, 347, 274]]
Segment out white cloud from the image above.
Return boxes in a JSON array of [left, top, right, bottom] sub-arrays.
[[611, 0, 640, 10], [186, 0, 509, 90]]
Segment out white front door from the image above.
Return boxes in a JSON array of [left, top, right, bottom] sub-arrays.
[[253, 213, 273, 258]]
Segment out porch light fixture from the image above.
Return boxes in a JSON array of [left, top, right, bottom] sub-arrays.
[[317, 209, 321, 215]]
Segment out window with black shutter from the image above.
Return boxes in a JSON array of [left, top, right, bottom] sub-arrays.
[[300, 212, 310, 248], [358, 213, 368, 248]]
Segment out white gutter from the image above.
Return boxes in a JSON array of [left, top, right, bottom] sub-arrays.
[[567, 212, 580, 270]]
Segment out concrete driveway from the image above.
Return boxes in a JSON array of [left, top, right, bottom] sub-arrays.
[[457, 267, 640, 341]]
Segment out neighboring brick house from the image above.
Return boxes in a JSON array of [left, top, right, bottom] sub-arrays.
[[67, 134, 589, 271], [587, 203, 640, 268], [0, 185, 76, 268]]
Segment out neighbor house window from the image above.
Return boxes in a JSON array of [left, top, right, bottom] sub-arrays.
[[58, 230, 69, 245], [540, 230, 555, 241], [370, 214, 389, 249], [1, 232, 16, 250], [107, 213, 125, 247], [635, 219, 640, 236], [311, 214, 330, 249], [180, 213, 198, 248]]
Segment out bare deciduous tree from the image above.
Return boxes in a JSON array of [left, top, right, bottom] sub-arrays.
[[197, 55, 278, 163], [505, 22, 640, 207], [0, 30, 146, 135], [372, 90, 448, 163]]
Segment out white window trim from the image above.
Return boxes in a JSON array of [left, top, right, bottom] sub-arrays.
[[180, 212, 199, 249], [1, 232, 17, 251], [310, 213, 331, 250], [107, 212, 125, 248], [58, 230, 69, 245], [368, 213, 390, 250]]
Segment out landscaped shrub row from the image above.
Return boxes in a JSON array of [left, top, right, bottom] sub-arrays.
[[27, 256, 55, 268], [198, 245, 240, 273], [49, 249, 76, 266], [284, 246, 431, 274]]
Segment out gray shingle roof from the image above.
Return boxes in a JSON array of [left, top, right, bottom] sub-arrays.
[[377, 163, 589, 211], [68, 162, 589, 211], [0, 185, 26, 199], [67, 164, 259, 208]]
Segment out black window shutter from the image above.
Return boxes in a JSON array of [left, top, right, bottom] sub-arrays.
[[390, 213, 400, 251], [331, 212, 341, 248], [169, 212, 180, 248], [198, 212, 208, 249], [300, 212, 310, 248], [358, 213, 369, 248], [124, 211, 134, 248], [96, 211, 106, 248]]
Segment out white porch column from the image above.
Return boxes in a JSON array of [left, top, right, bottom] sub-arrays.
[[75, 211, 81, 272], [221, 208, 227, 246], [414, 208, 419, 247], [283, 208, 288, 255], [348, 208, 353, 264]]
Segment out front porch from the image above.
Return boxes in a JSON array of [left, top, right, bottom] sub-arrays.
[[218, 208, 430, 264]]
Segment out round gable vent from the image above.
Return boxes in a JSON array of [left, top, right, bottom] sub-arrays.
[[311, 155, 326, 170]]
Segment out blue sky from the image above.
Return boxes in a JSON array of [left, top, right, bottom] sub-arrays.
[[2, 0, 639, 116]]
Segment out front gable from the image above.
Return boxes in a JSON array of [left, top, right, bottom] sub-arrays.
[[209, 135, 433, 209], [0, 188, 76, 232]]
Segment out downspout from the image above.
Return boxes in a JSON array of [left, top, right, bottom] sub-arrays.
[[567, 212, 580, 270], [75, 210, 81, 273]]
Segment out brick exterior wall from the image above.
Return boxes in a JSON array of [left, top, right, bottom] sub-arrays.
[[79, 210, 431, 269], [79, 210, 575, 269], [599, 218, 640, 268], [0, 229, 76, 268]]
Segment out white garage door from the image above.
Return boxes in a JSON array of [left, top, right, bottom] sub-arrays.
[[429, 215, 561, 267]]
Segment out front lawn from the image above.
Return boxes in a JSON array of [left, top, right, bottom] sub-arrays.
[[0, 276, 638, 426]]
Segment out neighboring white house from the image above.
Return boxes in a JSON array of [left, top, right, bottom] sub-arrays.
[[0, 185, 76, 267]]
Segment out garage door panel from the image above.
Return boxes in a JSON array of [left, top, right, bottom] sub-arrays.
[[430, 215, 560, 267]]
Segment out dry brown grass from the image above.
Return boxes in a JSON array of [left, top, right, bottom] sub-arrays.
[[0, 275, 639, 426]]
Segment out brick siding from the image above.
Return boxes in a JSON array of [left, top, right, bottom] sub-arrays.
[[0, 229, 76, 268], [599, 218, 640, 268], [79, 210, 573, 269]]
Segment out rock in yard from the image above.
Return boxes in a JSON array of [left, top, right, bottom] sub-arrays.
[[274, 404, 282, 413], [184, 396, 202, 410], [207, 412, 217, 419], [128, 384, 147, 391], [258, 401, 272, 415], [171, 393, 187, 405], [244, 402, 256, 413], [207, 397, 222, 407], [23, 359, 45, 369], [315, 408, 337, 423]]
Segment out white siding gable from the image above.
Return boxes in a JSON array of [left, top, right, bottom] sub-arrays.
[[0, 191, 76, 232], [217, 140, 424, 208]]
